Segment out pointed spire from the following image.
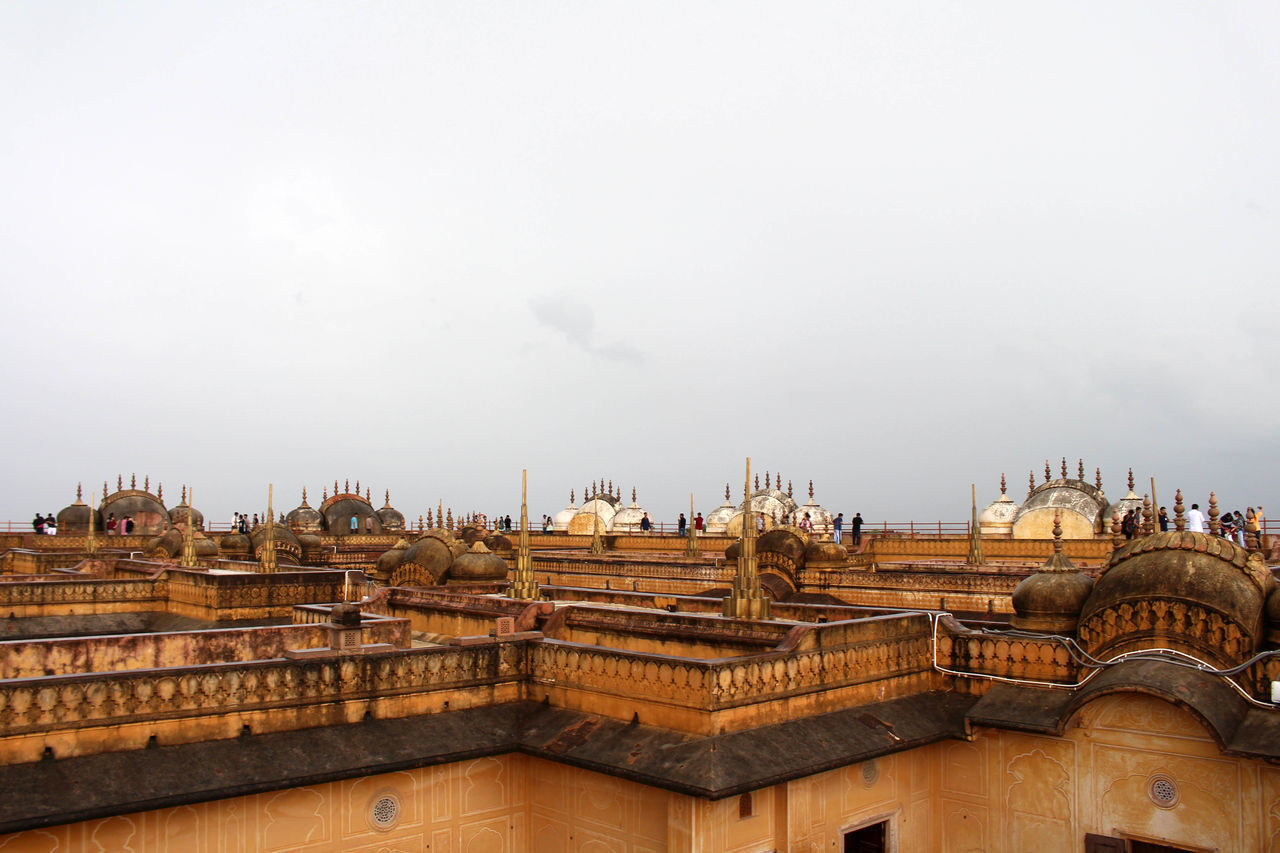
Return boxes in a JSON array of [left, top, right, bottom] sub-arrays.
[[86, 488, 97, 555], [334, 479, 339, 496], [301, 487, 310, 507], [355, 479, 360, 496], [144, 474, 149, 492], [1028, 471, 1035, 498], [725, 483, 730, 502], [180, 486, 198, 568], [322, 486, 328, 501], [158, 483, 164, 502], [118, 475, 123, 491], [75, 482, 83, 504], [754, 473, 759, 490], [999, 473, 1007, 498], [1040, 510, 1077, 573], [1044, 461, 1051, 483], [724, 456, 770, 620], [131, 473, 136, 489], [632, 486, 637, 504], [1060, 457, 1067, 479], [1127, 468, 1135, 494], [1208, 492, 1220, 535], [510, 469, 539, 600], [1052, 510, 1063, 554], [438, 500, 444, 529], [608, 479, 613, 495], [1078, 459, 1084, 481], [589, 487, 605, 555], [570, 488, 575, 505], [427, 507, 434, 528], [966, 484, 985, 566], [181, 484, 187, 505], [345, 479, 350, 494], [808, 480, 814, 500], [366, 487, 370, 502], [1095, 467, 1103, 491], [260, 484, 277, 573], [1174, 488, 1185, 531], [685, 492, 700, 558], [765, 471, 771, 489], [446, 508, 453, 530]]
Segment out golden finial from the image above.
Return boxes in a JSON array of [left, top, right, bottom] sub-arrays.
[[1078, 459, 1084, 481], [1095, 468, 1103, 490], [384, 489, 391, 507], [301, 487, 309, 506], [1208, 492, 1220, 535], [1174, 488, 1185, 531], [438, 500, 444, 529], [1060, 458, 1067, 479], [1127, 468, 1135, 493], [355, 479, 360, 496], [427, 507, 434, 527]]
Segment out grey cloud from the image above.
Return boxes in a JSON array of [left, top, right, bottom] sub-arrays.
[[530, 295, 644, 364]]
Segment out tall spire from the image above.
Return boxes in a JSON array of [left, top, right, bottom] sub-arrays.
[[684, 492, 699, 558], [966, 484, 985, 566], [86, 488, 97, 555], [180, 486, 198, 568], [260, 484, 278, 573], [723, 457, 770, 620], [589, 488, 605, 555], [509, 469, 539, 600]]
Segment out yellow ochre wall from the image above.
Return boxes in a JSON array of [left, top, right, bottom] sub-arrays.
[[3, 694, 1279, 852]]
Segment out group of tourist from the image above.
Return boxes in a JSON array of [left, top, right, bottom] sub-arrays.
[[230, 513, 255, 534], [105, 513, 135, 534], [1151, 503, 1265, 548], [30, 513, 57, 535]]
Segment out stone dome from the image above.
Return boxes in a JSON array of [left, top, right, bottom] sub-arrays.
[[194, 536, 219, 558], [723, 510, 781, 538], [286, 490, 324, 534], [249, 524, 303, 565], [1012, 479, 1107, 539], [610, 497, 649, 533], [450, 541, 508, 582], [55, 488, 100, 534], [319, 492, 381, 534], [101, 488, 170, 536], [484, 534, 513, 554], [979, 493, 1020, 537], [745, 489, 799, 527], [399, 536, 454, 583], [805, 538, 849, 565], [376, 539, 410, 576], [375, 491, 405, 532], [219, 532, 251, 557], [168, 499, 204, 533], [704, 492, 738, 536], [1077, 531, 1274, 668], [147, 529, 184, 559], [568, 498, 616, 535], [1010, 545, 1094, 633], [792, 500, 833, 536], [553, 494, 578, 532]]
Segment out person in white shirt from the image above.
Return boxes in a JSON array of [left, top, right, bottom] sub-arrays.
[[1186, 503, 1206, 533]]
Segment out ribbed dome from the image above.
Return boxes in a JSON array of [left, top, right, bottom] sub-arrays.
[[1010, 551, 1094, 633], [219, 532, 251, 556], [805, 538, 849, 564], [610, 500, 648, 533], [399, 536, 454, 582], [287, 490, 324, 534], [168, 501, 205, 533], [376, 539, 410, 576], [56, 496, 100, 534], [979, 495, 1019, 534], [704, 495, 737, 535], [553, 495, 578, 532], [450, 541, 508, 582]]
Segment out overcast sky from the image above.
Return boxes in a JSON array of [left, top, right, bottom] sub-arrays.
[[3, 2, 1277, 528]]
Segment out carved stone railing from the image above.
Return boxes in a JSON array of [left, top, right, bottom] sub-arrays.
[[0, 578, 164, 611], [529, 613, 934, 713], [0, 642, 521, 740], [935, 616, 1079, 689]]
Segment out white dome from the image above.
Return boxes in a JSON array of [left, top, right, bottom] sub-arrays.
[[552, 499, 578, 532], [610, 502, 648, 533], [704, 498, 737, 535], [979, 495, 1020, 534], [791, 498, 833, 535], [567, 499, 617, 534]]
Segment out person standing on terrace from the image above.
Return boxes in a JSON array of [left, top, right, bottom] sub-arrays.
[[851, 512, 864, 546], [833, 512, 844, 544], [678, 513, 687, 537]]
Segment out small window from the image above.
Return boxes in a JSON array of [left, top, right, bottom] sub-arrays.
[[844, 820, 887, 853], [738, 792, 753, 819]]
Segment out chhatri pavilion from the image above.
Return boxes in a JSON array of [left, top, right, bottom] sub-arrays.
[[2, 458, 1278, 852]]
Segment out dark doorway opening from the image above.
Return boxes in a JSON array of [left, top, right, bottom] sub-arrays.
[[844, 820, 887, 853]]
